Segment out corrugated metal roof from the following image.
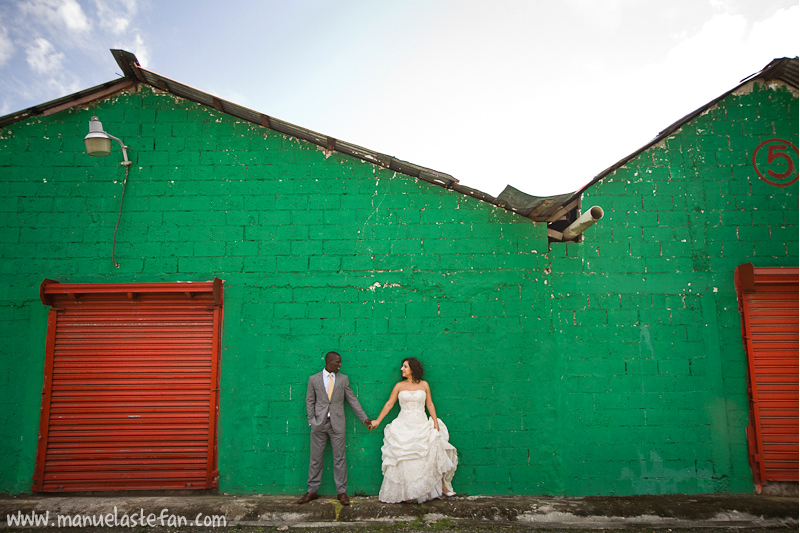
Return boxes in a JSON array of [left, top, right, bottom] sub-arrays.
[[569, 56, 799, 199]]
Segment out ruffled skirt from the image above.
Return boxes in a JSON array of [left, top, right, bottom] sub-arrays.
[[379, 416, 458, 503]]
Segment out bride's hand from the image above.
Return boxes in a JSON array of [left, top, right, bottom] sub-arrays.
[[433, 422, 439, 431], [370, 421, 379, 430]]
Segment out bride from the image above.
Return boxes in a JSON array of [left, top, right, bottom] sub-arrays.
[[369, 357, 458, 503]]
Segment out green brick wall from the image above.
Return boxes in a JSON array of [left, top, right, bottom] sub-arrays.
[[548, 81, 798, 495], [0, 86, 552, 495], [0, 80, 796, 496]]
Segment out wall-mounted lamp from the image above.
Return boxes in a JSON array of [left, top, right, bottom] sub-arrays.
[[84, 116, 131, 165], [84, 115, 133, 268]]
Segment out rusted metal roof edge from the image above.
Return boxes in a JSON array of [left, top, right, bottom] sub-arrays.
[[109, 51, 470, 192], [567, 56, 799, 203], [0, 49, 578, 224], [739, 56, 798, 90], [110, 50, 580, 221], [0, 79, 134, 129]]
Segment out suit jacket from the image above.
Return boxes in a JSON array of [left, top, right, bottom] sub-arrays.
[[306, 371, 368, 433]]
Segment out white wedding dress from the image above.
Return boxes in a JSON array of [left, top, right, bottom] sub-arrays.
[[378, 389, 458, 503]]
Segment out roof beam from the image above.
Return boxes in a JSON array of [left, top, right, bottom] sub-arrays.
[[545, 197, 581, 222], [547, 228, 565, 241], [527, 199, 554, 220], [42, 80, 135, 117]]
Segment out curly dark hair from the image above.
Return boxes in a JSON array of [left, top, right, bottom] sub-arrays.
[[402, 357, 424, 383]]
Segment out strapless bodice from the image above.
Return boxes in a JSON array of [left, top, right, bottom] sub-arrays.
[[397, 390, 426, 421]]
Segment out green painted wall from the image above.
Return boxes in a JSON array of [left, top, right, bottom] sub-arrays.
[[0, 86, 550, 496], [548, 81, 798, 494], [0, 79, 796, 496]]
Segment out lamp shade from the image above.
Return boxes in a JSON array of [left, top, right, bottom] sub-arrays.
[[83, 115, 130, 164], [84, 116, 111, 157], [84, 133, 111, 157]]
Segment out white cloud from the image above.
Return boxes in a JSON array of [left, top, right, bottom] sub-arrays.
[[0, 25, 14, 68], [113, 32, 149, 67], [565, 0, 629, 32], [0, 0, 152, 113], [646, 12, 748, 77], [635, 7, 799, 113], [94, 0, 138, 35], [60, 0, 90, 31], [20, 0, 91, 33], [26, 38, 64, 75], [19, 36, 81, 101], [45, 72, 83, 96], [747, 5, 800, 60], [569, 6, 799, 192]]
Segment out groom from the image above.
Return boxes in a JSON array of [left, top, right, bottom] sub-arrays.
[[297, 351, 371, 506]]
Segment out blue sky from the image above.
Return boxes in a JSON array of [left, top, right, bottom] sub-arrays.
[[0, 0, 797, 196]]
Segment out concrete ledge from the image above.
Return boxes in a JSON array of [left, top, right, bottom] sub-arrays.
[[0, 493, 796, 530]]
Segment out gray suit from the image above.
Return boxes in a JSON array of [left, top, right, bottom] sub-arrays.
[[306, 371, 368, 494]]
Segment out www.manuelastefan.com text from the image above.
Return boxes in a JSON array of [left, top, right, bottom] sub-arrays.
[[6, 507, 227, 528]]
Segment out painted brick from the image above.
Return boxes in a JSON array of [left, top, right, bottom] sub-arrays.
[[551, 81, 797, 495], [597, 242, 630, 257], [339, 255, 371, 271], [1, 79, 796, 499]]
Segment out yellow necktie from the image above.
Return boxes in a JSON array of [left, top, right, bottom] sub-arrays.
[[327, 374, 334, 400]]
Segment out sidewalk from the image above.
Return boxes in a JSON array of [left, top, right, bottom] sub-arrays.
[[1, 492, 797, 530]]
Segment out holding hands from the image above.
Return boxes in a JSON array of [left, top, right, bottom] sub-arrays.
[[369, 420, 380, 430]]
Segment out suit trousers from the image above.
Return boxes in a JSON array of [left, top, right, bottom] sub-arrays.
[[307, 418, 348, 494]]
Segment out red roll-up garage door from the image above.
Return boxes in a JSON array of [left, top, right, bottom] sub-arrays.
[[33, 279, 223, 492], [734, 264, 798, 491]]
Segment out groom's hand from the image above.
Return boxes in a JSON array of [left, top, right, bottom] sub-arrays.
[[364, 418, 372, 429]]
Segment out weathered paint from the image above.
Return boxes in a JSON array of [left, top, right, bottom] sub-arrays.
[[548, 79, 798, 494], [0, 78, 796, 496]]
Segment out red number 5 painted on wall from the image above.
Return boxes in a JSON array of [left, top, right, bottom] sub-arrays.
[[752, 139, 799, 187]]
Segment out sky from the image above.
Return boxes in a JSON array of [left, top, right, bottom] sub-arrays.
[[0, 0, 797, 197]]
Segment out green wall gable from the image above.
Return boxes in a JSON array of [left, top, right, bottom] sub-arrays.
[[548, 80, 798, 494], [1, 86, 554, 495], [1, 78, 796, 496]]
